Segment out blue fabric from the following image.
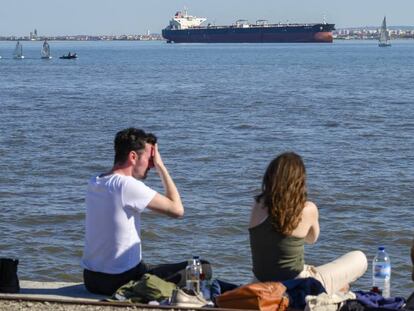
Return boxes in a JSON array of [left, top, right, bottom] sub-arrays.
[[355, 291, 406, 310], [282, 277, 326, 309], [210, 279, 239, 303]]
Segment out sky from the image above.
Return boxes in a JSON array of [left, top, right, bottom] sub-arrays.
[[1, 0, 413, 36]]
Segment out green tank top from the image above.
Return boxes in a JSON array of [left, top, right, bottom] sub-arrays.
[[249, 217, 305, 282]]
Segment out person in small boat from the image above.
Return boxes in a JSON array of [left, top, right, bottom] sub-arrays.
[[249, 152, 367, 295], [81, 128, 185, 295]]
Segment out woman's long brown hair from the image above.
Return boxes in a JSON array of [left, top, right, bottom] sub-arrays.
[[256, 152, 307, 235]]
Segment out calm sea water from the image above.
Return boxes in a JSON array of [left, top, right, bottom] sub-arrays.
[[0, 40, 413, 297]]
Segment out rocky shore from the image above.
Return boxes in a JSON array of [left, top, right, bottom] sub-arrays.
[[0, 299, 176, 311], [0, 281, 183, 311]]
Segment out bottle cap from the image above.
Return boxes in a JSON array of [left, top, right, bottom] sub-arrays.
[[371, 286, 382, 295], [193, 255, 200, 260], [378, 246, 385, 251]]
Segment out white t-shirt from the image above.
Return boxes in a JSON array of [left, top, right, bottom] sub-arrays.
[[81, 174, 156, 274]]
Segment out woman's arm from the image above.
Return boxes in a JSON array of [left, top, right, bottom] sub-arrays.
[[303, 202, 320, 244], [249, 201, 268, 229]]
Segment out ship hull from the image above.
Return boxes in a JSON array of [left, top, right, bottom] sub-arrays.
[[162, 24, 334, 43]]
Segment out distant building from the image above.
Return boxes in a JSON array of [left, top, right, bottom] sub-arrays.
[[29, 28, 38, 40]]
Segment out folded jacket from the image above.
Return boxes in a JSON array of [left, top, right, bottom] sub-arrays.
[[283, 277, 326, 309], [354, 291, 406, 310]]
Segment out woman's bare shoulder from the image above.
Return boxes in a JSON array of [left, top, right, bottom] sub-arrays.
[[291, 201, 319, 239], [302, 201, 319, 221], [304, 201, 318, 211]]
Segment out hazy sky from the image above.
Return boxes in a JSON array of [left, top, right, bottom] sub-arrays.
[[1, 0, 413, 36]]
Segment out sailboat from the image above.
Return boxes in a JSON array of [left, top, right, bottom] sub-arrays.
[[378, 16, 391, 47], [13, 41, 25, 59], [41, 40, 52, 59]]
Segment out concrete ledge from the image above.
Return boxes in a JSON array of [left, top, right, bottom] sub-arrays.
[[0, 281, 217, 310], [0, 280, 107, 302], [0, 281, 258, 310]]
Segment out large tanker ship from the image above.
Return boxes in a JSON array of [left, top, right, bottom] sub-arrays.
[[162, 10, 335, 43]]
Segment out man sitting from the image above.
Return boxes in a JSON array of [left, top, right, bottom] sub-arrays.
[[81, 128, 184, 295]]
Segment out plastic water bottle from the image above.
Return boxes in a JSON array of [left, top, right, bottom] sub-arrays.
[[193, 256, 205, 280], [193, 256, 210, 299], [185, 257, 200, 293], [372, 246, 391, 298]]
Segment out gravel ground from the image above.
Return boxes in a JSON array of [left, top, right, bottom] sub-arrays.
[[0, 300, 176, 311]]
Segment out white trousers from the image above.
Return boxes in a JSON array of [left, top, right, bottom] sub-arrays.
[[297, 250, 368, 295]]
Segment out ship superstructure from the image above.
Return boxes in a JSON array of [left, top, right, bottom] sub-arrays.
[[168, 10, 207, 30]]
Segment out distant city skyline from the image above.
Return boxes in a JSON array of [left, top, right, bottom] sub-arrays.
[[1, 0, 413, 36]]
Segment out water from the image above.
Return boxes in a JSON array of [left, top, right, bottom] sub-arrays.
[[0, 40, 413, 297]]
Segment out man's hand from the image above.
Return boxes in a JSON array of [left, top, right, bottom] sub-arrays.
[[152, 144, 165, 171], [146, 143, 184, 218]]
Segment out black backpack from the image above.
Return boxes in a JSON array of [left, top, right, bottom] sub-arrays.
[[0, 258, 20, 293]]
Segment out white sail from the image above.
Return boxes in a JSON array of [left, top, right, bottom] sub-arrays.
[[41, 40, 52, 59], [379, 16, 391, 47], [13, 41, 24, 59]]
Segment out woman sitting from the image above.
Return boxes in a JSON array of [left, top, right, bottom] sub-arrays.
[[249, 152, 367, 294]]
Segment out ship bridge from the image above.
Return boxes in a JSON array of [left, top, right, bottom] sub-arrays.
[[169, 10, 207, 30]]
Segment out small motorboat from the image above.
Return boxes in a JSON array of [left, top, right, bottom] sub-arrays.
[[59, 52, 77, 59]]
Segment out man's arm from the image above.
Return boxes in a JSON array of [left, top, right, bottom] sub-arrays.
[[146, 144, 184, 218]]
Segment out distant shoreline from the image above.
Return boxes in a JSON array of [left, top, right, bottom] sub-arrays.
[[1, 38, 413, 42], [1, 34, 414, 42], [0, 34, 164, 42], [2, 25, 414, 42]]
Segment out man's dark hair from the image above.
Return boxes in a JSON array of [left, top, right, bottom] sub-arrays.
[[145, 133, 157, 145], [113, 128, 157, 165]]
